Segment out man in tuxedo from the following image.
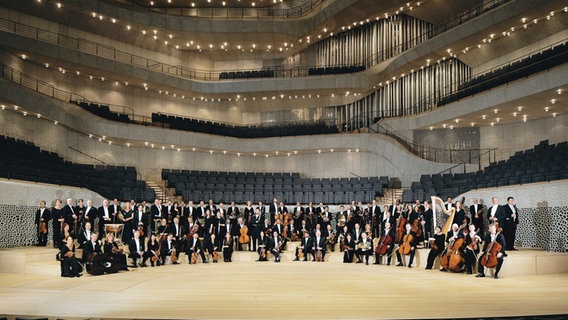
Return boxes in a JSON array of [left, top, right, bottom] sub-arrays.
[[369, 200, 381, 237], [227, 201, 239, 224], [150, 199, 162, 233], [110, 198, 121, 223], [294, 231, 312, 261], [163, 200, 173, 221], [63, 198, 77, 233], [97, 199, 112, 236], [270, 231, 283, 262], [186, 201, 196, 221], [312, 229, 327, 261], [186, 232, 207, 264], [217, 202, 226, 221], [445, 197, 454, 211], [128, 230, 149, 267], [35, 200, 51, 246], [470, 197, 486, 238], [167, 216, 184, 252], [134, 205, 149, 237], [476, 223, 507, 279], [82, 232, 102, 262], [207, 199, 217, 215], [388, 199, 399, 219], [503, 196, 519, 250], [160, 233, 179, 264], [78, 222, 93, 249], [83, 200, 96, 227], [250, 208, 263, 252], [487, 197, 505, 227], [197, 201, 208, 221], [352, 223, 363, 246]]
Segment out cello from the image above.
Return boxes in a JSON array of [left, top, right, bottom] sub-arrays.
[[239, 226, 250, 244], [397, 233, 413, 255], [481, 224, 503, 268], [395, 214, 407, 243], [448, 237, 465, 271], [375, 232, 392, 256]]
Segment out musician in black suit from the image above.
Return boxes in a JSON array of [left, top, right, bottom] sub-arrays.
[[351, 223, 363, 245], [476, 223, 507, 279], [368, 200, 381, 237], [150, 199, 163, 233], [82, 232, 102, 262], [166, 216, 185, 252], [133, 205, 149, 237], [311, 230, 327, 262], [77, 222, 94, 249], [256, 231, 269, 261], [487, 197, 505, 227], [425, 226, 446, 269], [129, 230, 149, 267], [374, 222, 395, 265], [82, 200, 96, 227], [227, 201, 240, 224], [342, 232, 355, 263], [396, 223, 418, 268], [250, 208, 263, 252], [270, 231, 284, 262], [463, 224, 482, 274], [97, 199, 113, 236], [502, 196, 519, 250], [160, 233, 179, 264], [186, 232, 207, 264], [294, 231, 312, 261], [356, 231, 372, 265], [110, 198, 122, 223], [186, 201, 196, 221], [445, 197, 454, 211], [35, 200, 51, 246], [470, 197, 486, 239], [62, 198, 78, 234]]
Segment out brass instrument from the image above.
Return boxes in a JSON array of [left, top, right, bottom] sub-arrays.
[[357, 240, 372, 251]]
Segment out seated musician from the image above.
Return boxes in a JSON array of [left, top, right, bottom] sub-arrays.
[[286, 218, 298, 241], [324, 224, 336, 252], [147, 234, 161, 266], [59, 223, 72, 250], [222, 233, 233, 262], [272, 218, 287, 250], [271, 231, 283, 263], [82, 232, 102, 262], [204, 233, 219, 263], [356, 231, 372, 265], [256, 230, 269, 262], [294, 231, 312, 261], [104, 233, 128, 271], [160, 233, 179, 264], [425, 226, 446, 270], [299, 219, 311, 237], [343, 232, 355, 263], [78, 222, 93, 249], [128, 230, 150, 267], [311, 229, 326, 262], [396, 223, 417, 268], [440, 223, 463, 271], [476, 223, 507, 279], [60, 235, 82, 278], [166, 216, 185, 253], [186, 232, 207, 264], [374, 222, 395, 265], [464, 224, 482, 274]]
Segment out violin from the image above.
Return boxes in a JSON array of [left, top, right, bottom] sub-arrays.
[[213, 250, 219, 262], [191, 252, 198, 264], [239, 226, 250, 244], [397, 233, 413, 255], [298, 247, 304, 259], [171, 250, 178, 263], [315, 249, 323, 262], [260, 248, 266, 260], [376, 233, 392, 255]]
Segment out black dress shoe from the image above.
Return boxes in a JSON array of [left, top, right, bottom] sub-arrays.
[[396, 263, 403, 267], [494, 274, 499, 279], [475, 273, 485, 278]]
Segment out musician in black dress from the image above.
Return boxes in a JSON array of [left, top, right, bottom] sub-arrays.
[[476, 223, 507, 279], [204, 233, 219, 263], [425, 226, 446, 270], [52, 199, 64, 249], [256, 231, 269, 261], [464, 224, 482, 274], [147, 234, 161, 266], [60, 236, 82, 278], [342, 232, 355, 263]]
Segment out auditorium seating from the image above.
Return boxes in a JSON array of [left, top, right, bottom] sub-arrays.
[[162, 169, 390, 204], [438, 42, 568, 106], [0, 136, 155, 201], [219, 69, 275, 80], [151, 113, 340, 138], [307, 65, 366, 76], [73, 101, 131, 123], [403, 140, 568, 202]]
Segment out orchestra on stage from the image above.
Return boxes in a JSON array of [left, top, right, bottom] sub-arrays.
[[34, 195, 517, 279]]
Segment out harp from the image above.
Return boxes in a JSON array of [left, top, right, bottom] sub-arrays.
[[430, 196, 456, 235]]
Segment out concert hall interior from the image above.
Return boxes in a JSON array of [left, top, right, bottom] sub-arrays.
[[1, 0, 568, 319]]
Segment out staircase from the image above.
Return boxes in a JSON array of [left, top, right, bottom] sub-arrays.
[[380, 188, 403, 204], [140, 168, 168, 201]]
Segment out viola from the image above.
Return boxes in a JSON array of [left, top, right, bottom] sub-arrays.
[[239, 226, 250, 244], [375, 233, 392, 255], [40, 221, 48, 234], [397, 233, 413, 255]]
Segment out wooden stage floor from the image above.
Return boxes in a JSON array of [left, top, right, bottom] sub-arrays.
[[0, 247, 567, 320]]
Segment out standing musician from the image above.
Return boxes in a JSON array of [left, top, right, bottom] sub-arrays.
[[129, 230, 149, 267], [425, 226, 446, 269], [227, 202, 239, 224], [476, 223, 507, 279], [35, 200, 51, 247], [294, 231, 312, 261], [250, 208, 263, 252], [311, 229, 326, 262], [222, 233, 233, 262], [52, 199, 64, 249], [452, 201, 466, 226], [470, 198, 486, 239], [343, 232, 356, 263], [166, 216, 185, 252], [369, 200, 381, 238], [134, 205, 149, 239], [356, 232, 372, 265], [186, 232, 207, 264], [374, 222, 395, 265], [487, 197, 505, 226], [396, 223, 418, 268], [74, 199, 85, 236], [62, 198, 78, 236], [464, 224, 482, 274], [160, 233, 179, 265], [98, 199, 113, 237], [503, 196, 519, 250], [422, 201, 434, 241], [150, 199, 163, 234], [236, 217, 248, 251], [83, 200, 96, 227], [381, 205, 396, 230], [271, 231, 283, 263], [226, 217, 238, 251], [104, 233, 128, 271], [243, 201, 254, 224]]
